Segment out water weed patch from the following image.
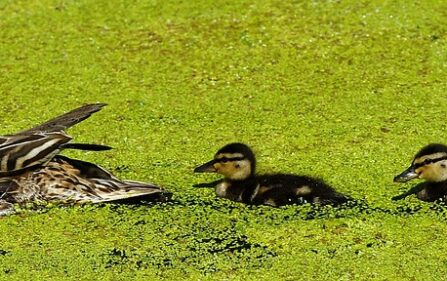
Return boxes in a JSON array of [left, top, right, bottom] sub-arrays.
[[1, 0, 447, 280]]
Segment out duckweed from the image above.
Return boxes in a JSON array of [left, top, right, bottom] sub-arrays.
[[1, 0, 447, 280]]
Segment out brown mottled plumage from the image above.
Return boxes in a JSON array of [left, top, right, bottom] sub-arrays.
[[0, 103, 111, 175], [0, 104, 170, 214], [0, 156, 169, 205]]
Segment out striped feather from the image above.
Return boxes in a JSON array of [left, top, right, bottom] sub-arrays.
[[88, 179, 169, 203], [0, 133, 71, 173], [0, 103, 108, 175]]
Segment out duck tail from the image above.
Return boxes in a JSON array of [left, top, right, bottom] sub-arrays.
[[53, 156, 171, 204], [92, 179, 172, 204]]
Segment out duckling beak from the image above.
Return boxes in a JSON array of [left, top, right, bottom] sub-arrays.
[[394, 166, 418, 183], [194, 159, 217, 173]]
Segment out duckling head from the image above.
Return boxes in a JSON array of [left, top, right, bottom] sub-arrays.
[[194, 143, 255, 180], [394, 144, 447, 183]]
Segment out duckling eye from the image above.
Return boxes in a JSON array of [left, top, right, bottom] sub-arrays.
[[423, 159, 431, 165], [441, 163, 447, 168], [220, 157, 229, 163]]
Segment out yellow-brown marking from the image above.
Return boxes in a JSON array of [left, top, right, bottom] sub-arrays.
[[215, 181, 231, 198], [215, 153, 244, 160], [212, 155, 251, 180], [295, 185, 312, 196]]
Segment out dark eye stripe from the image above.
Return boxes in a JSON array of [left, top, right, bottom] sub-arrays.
[[414, 156, 447, 168], [217, 156, 245, 163]]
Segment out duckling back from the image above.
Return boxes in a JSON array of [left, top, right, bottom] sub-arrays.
[[217, 174, 349, 207], [255, 174, 349, 206]]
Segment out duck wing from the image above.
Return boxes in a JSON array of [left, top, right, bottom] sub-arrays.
[[0, 132, 72, 174], [0, 104, 109, 174], [16, 103, 107, 134]]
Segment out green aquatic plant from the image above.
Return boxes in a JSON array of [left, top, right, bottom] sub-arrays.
[[1, 0, 447, 280]]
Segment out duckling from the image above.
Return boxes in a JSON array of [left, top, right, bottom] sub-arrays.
[[393, 143, 447, 202], [194, 143, 349, 207], [0, 104, 170, 214]]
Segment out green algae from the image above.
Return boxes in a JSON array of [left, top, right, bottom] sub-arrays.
[[1, 0, 447, 280]]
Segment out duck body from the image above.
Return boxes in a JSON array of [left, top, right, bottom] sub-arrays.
[[0, 104, 170, 214], [0, 155, 170, 205], [194, 143, 349, 207], [393, 143, 447, 202]]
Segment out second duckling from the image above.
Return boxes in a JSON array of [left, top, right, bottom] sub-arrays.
[[393, 143, 447, 201], [194, 143, 349, 207]]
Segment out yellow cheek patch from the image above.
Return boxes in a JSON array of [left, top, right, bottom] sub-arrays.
[[415, 165, 440, 181], [415, 167, 423, 175]]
